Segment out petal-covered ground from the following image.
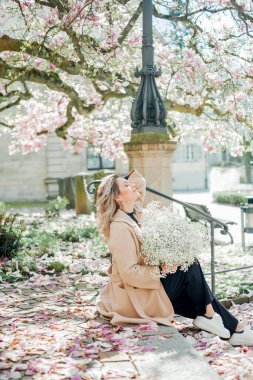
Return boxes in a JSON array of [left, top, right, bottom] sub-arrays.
[[174, 302, 253, 380], [0, 210, 252, 379]]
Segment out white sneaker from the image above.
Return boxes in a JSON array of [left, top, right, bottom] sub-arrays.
[[193, 313, 231, 339], [228, 326, 253, 346]]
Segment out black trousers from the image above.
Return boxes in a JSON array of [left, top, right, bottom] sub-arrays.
[[160, 259, 239, 334]]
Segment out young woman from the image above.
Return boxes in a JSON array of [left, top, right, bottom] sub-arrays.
[[96, 169, 253, 346]]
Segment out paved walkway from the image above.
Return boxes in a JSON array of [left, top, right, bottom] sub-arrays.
[[1, 197, 252, 379], [0, 275, 219, 380], [174, 191, 253, 246]]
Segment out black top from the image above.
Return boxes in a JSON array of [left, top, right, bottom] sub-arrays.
[[126, 211, 140, 226]]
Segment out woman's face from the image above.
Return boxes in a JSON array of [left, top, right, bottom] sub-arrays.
[[115, 177, 140, 205]]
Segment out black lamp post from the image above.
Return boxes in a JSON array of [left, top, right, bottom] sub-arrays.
[[130, 0, 167, 135]]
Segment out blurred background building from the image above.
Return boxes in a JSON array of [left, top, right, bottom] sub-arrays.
[[0, 132, 251, 202]]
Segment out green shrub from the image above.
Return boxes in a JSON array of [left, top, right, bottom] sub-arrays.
[[45, 196, 69, 218], [238, 282, 253, 295], [213, 191, 248, 206], [11, 250, 38, 275], [0, 269, 20, 283], [0, 213, 25, 259], [57, 225, 80, 242], [30, 219, 42, 228], [23, 226, 38, 241], [0, 250, 38, 283], [47, 261, 66, 274], [99, 271, 107, 277], [22, 229, 58, 257], [57, 225, 98, 242], [37, 232, 58, 256], [82, 226, 99, 238], [81, 268, 90, 275]]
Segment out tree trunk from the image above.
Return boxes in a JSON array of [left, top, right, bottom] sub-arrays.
[[243, 151, 252, 184], [58, 177, 75, 209], [75, 175, 91, 215]]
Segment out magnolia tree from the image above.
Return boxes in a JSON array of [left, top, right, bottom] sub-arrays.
[[0, 0, 253, 163]]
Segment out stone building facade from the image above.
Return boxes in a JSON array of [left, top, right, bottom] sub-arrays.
[[0, 133, 126, 202], [172, 138, 208, 191], [0, 132, 211, 202]]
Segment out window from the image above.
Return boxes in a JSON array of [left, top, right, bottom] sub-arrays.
[[87, 146, 115, 170], [183, 144, 200, 161], [186, 144, 195, 160]]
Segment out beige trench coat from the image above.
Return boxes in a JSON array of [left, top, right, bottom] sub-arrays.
[[96, 170, 174, 326]]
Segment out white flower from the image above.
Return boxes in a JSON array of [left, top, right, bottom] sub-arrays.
[[140, 201, 210, 275]]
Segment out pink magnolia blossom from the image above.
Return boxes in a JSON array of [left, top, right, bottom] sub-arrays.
[[1, 0, 253, 159]]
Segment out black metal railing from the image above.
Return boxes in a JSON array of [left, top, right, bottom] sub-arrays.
[[87, 180, 253, 294]]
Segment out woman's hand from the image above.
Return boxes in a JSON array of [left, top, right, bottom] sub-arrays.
[[161, 263, 178, 274], [160, 263, 168, 275]]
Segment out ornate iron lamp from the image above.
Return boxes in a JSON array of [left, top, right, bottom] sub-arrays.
[[130, 0, 167, 135]]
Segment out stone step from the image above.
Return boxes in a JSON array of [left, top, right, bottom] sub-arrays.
[[139, 326, 220, 379], [97, 325, 220, 380], [134, 326, 220, 380]]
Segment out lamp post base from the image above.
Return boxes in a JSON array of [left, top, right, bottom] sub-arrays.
[[131, 126, 168, 135], [124, 137, 177, 206]]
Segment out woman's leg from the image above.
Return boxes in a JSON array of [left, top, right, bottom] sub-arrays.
[[209, 296, 238, 334], [161, 259, 213, 317], [161, 259, 239, 334]]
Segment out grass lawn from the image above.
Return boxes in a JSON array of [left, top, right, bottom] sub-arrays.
[[5, 201, 48, 209]]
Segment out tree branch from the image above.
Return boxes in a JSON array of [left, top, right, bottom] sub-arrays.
[[0, 92, 32, 112], [0, 58, 95, 115], [91, 79, 135, 101], [37, 99, 75, 139], [54, 100, 75, 138], [0, 57, 134, 121], [153, 4, 234, 22], [36, 0, 67, 13], [118, 2, 142, 45], [230, 0, 253, 24], [0, 35, 82, 75], [0, 120, 14, 129], [165, 97, 230, 120], [153, 4, 203, 35], [115, 0, 131, 4], [0, 81, 32, 111]]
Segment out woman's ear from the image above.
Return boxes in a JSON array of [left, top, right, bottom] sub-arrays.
[[114, 195, 121, 207]]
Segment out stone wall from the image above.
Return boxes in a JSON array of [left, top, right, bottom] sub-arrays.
[[0, 133, 88, 202], [0, 134, 47, 202], [172, 139, 207, 191], [209, 166, 244, 192], [172, 161, 207, 191], [0, 133, 128, 202], [0, 132, 216, 201]]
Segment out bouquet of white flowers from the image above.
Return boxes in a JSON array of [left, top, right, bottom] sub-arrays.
[[140, 201, 210, 275]]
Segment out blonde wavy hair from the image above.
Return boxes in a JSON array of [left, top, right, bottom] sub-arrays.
[[96, 174, 120, 239]]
